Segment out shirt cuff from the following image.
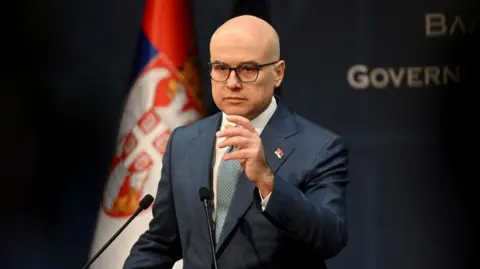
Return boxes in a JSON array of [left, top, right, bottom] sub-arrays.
[[259, 190, 272, 211]]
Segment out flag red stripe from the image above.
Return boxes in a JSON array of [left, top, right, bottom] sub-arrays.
[[141, 0, 193, 69]]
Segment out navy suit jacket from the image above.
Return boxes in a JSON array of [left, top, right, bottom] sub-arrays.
[[123, 101, 349, 269]]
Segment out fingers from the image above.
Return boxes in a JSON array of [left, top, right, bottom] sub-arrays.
[[216, 126, 253, 139], [225, 115, 256, 133], [223, 124, 236, 129], [216, 116, 261, 159], [222, 148, 255, 161], [217, 136, 251, 149]]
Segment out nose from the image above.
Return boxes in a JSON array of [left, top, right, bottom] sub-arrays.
[[226, 70, 241, 89]]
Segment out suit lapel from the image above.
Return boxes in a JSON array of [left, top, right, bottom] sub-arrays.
[[188, 113, 221, 246], [216, 102, 297, 251]]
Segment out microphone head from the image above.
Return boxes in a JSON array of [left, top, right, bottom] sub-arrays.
[[139, 194, 154, 210], [199, 187, 212, 201]]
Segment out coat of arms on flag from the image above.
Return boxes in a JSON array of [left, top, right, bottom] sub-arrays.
[[102, 53, 203, 218], [89, 0, 203, 268]]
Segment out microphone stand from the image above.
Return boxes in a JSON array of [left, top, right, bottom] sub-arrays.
[[200, 194, 218, 269]]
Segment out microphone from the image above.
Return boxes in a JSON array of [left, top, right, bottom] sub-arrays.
[[199, 187, 218, 269], [82, 194, 154, 269]]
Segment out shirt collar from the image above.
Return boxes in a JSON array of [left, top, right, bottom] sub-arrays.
[[220, 96, 277, 135]]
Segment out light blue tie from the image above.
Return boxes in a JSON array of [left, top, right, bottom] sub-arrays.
[[215, 146, 242, 243]]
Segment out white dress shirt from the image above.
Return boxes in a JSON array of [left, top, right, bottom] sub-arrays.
[[212, 96, 277, 217]]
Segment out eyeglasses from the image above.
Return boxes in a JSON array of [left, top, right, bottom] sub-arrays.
[[208, 61, 279, 83]]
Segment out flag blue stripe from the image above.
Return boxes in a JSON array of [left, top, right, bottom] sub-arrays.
[[129, 30, 160, 83]]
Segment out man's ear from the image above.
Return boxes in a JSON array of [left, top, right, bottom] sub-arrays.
[[274, 60, 285, 87]]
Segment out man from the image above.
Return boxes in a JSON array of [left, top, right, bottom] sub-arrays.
[[123, 15, 349, 269]]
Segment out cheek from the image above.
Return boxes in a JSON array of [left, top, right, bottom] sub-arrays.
[[243, 86, 267, 103], [253, 74, 275, 92], [211, 84, 223, 97]]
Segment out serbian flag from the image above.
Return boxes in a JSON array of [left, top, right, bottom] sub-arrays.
[[88, 0, 204, 268]]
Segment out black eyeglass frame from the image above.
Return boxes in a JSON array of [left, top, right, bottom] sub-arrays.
[[207, 60, 279, 83]]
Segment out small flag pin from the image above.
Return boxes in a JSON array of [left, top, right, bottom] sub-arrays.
[[274, 148, 284, 159]]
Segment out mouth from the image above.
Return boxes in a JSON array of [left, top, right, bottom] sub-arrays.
[[224, 97, 246, 104], [224, 97, 246, 100]]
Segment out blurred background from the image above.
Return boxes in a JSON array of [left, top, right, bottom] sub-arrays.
[[1, 0, 478, 268]]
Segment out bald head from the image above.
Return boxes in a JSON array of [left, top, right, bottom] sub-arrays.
[[210, 15, 280, 61], [209, 15, 286, 120]]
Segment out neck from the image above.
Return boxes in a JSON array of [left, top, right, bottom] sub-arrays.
[[249, 103, 272, 121]]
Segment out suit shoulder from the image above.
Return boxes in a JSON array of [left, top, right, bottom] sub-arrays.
[[293, 114, 341, 139], [292, 113, 345, 149], [170, 113, 220, 140]]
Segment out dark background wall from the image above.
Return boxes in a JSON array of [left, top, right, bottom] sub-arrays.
[[1, 0, 477, 268]]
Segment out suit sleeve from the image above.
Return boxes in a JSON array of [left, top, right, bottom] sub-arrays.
[[123, 128, 182, 269], [257, 136, 349, 259]]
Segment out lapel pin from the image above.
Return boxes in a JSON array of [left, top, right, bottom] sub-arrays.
[[274, 148, 284, 159]]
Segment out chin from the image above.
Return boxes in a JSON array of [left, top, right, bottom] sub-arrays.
[[221, 106, 249, 117]]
